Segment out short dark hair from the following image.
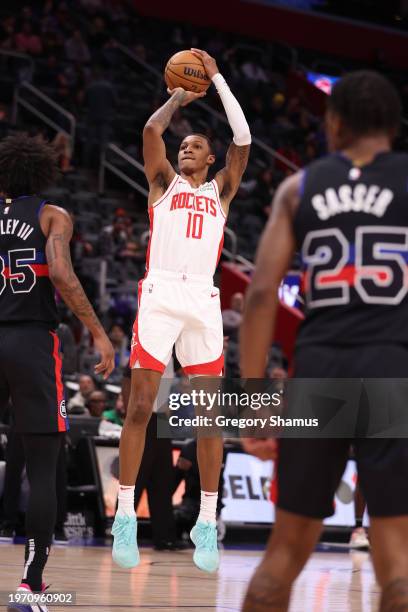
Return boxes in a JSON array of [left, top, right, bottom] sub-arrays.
[[186, 132, 215, 155], [327, 70, 401, 138], [0, 132, 59, 198]]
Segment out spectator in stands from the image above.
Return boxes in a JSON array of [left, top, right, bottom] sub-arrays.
[[86, 390, 108, 417], [241, 55, 268, 83], [99, 211, 129, 257], [57, 322, 77, 376], [109, 323, 130, 370], [247, 168, 276, 221], [103, 393, 125, 426], [67, 374, 96, 414], [0, 14, 16, 50], [64, 29, 91, 64], [35, 54, 70, 103], [82, 65, 117, 166], [0, 105, 10, 140], [173, 440, 225, 539], [53, 132, 73, 172], [41, 30, 64, 60], [222, 292, 244, 339], [54, 2, 73, 37], [87, 16, 110, 56], [64, 62, 90, 108], [15, 21, 42, 55], [40, 1, 59, 35]]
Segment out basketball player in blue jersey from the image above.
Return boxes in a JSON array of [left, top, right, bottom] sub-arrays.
[[0, 133, 114, 612], [112, 49, 251, 572], [241, 71, 408, 611]]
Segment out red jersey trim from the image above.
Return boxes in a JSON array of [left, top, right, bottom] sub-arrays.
[[145, 208, 154, 272], [183, 353, 224, 376], [212, 179, 227, 219], [4, 264, 49, 279], [129, 280, 166, 373], [129, 317, 166, 373]]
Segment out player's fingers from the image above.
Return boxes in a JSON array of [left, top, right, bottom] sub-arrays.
[[94, 360, 104, 374], [104, 358, 115, 380], [190, 48, 204, 56]]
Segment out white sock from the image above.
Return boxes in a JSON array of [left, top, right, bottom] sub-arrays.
[[197, 490, 218, 524], [117, 485, 136, 517]]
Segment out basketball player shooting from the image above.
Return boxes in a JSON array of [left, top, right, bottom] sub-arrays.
[[240, 71, 408, 611], [112, 49, 251, 572]]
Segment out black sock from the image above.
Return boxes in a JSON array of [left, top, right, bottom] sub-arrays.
[[21, 536, 50, 591], [21, 433, 62, 591]]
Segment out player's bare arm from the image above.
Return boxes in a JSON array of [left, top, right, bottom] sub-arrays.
[[143, 88, 205, 205], [217, 142, 250, 209], [191, 48, 251, 213], [41, 205, 115, 378], [240, 172, 301, 379]]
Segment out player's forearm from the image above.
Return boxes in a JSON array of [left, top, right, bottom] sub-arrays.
[[51, 269, 105, 338], [145, 90, 187, 134], [212, 74, 251, 146], [240, 288, 279, 377]]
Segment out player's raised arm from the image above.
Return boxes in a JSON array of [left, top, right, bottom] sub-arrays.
[[240, 172, 301, 379], [143, 88, 205, 195], [191, 49, 251, 212], [41, 205, 115, 379]]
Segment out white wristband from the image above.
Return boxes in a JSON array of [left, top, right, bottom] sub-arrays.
[[211, 73, 251, 146], [211, 73, 227, 90]]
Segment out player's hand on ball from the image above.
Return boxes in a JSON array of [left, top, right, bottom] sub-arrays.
[[241, 438, 278, 461], [93, 334, 115, 379], [190, 48, 219, 79], [167, 86, 206, 106]]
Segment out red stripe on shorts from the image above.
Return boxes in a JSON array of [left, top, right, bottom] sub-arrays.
[[50, 331, 66, 432], [183, 353, 224, 376]]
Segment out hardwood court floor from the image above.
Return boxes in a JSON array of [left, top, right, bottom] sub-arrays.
[[0, 543, 379, 611]]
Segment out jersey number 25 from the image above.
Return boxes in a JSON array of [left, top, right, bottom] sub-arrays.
[[302, 226, 408, 307]]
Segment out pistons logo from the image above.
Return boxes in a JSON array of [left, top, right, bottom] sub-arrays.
[[60, 399, 67, 418]]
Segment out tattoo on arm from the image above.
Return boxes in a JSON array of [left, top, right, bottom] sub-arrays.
[[46, 226, 104, 335], [222, 143, 250, 198], [146, 91, 187, 132]]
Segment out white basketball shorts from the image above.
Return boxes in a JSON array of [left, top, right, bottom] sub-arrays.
[[130, 269, 224, 376]]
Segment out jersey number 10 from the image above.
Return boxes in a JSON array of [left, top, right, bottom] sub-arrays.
[[186, 212, 203, 239]]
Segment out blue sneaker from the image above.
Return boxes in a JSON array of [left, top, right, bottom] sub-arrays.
[[190, 521, 219, 573], [112, 514, 139, 569]]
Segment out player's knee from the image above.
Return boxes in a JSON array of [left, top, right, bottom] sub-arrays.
[[126, 394, 154, 427], [264, 534, 311, 582]]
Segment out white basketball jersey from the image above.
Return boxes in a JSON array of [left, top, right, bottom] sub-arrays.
[[146, 174, 226, 277]]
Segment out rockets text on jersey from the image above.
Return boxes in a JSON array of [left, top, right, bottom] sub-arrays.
[[146, 174, 226, 277]]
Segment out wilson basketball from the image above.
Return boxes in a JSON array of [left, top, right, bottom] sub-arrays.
[[165, 50, 210, 93]]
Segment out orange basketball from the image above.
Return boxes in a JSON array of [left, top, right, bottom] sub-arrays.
[[164, 50, 210, 93]]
